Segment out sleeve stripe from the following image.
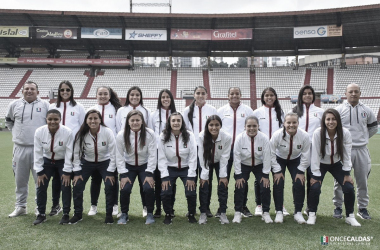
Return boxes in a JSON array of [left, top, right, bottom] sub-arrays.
[[367, 121, 378, 128]]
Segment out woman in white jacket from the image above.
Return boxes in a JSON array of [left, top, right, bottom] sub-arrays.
[[307, 109, 360, 227], [116, 110, 157, 225]]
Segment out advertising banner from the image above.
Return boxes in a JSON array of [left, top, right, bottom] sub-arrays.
[[13, 58, 131, 66], [0, 58, 18, 64], [0, 26, 29, 37], [171, 29, 212, 40], [81, 27, 122, 39], [294, 25, 342, 39], [35, 28, 77, 39], [321, 94, 342, 103], [211, 29, 252, 40], [125, 29, 167, 41]]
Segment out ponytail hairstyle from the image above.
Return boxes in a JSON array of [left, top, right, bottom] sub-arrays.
[[203, 115, 222, 169], [123, 110, 147, 154], [56, 80, 77, 108], [282, 112, 299, 140], [320, 109, 344, 161], [96, 86, 122, 111], [293, 85, 315, 118], [261, 87, 283, 127], [74, 109, 106, 160], [163, 112, 189, 144], [124, 86, 149, 119], [187, 86, 207, 129], [157, 89, 177, 133]]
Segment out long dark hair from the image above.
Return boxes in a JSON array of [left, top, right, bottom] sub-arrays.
[[96, 86, 122, 111], [320, 109, 344, 161], [56, 80, 77, 108], [203, 115, 222, 168], [261, 87, 283, 127], [293, 85, 315, 117], [282, 112, 298, 140], [74, 109, 106, 160], [157, 89, 177, 133], [124, 86, 149, 118], [123, 110, 147, 154], [187, 86, 207, 129], [163, 112, 189, 144]]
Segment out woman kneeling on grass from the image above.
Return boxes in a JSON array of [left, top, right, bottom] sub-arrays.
[[158, 112, 198, 225], [33, 109, 74, 225], [307, 109, 360, 226], [232, 116, 278, 224], [270, 112, 310, 224], [70, 110, 116, 224], [116, 110, 157, 225], [198, 115, 232, 225]]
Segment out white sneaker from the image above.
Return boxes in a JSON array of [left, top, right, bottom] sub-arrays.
[[219, 213, 229, 224], [282, 206, 290, 216], [35, 207, 39, 216], [254, 205, 262, 216], [117, 212, 123, 218], [232, 212, 242, 223], [9, 207, 27, 217], [88, 205, 97, 216], [274, 211, 283, 223], [307, 212, 316, 225], [294, 212, 306, 224], [262, 212, 273, 224], [112, 205, 119, 216], [198, 213, 207, 224], [345, 214, 361, 227], [142, 206, 147, 217]]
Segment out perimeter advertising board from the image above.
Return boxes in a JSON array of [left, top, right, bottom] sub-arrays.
[[294, 25, 342, 39], [171, 29, 252, 40], [0, 26, 29, 37], [211, 29, 252, 40], [81, 28, 122, 39], [125, 29, 167, 41], [35, 28, 77, 39]]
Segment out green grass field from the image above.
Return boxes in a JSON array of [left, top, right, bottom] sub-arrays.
[[0, 131, 379, 249]]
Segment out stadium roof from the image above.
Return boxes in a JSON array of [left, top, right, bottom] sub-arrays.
[[1, 4, 380, 57]]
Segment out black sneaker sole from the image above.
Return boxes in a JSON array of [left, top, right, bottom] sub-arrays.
[[33, 219, 46, 225], [69, 218, 83, 224], [357, 214, 371, 220]]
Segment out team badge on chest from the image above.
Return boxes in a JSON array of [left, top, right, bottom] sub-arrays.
[[184, 143, 187, 148], [297, 145, 301, 149], [71, 112, 75, 116], [241, 113, 245, 117], [361, 113, 367, 118], [36, 108, 41, 112], [109, 114, 113, 118], [102, 142, 107, 146], [218, 145, 222, 150], [258, 147, 262, 151], [59, 141, 63, 146]]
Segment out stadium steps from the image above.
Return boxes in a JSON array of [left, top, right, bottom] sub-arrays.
[[327, 67, 334, 94], [81, 75, 95, 98], [250, 69, 257, 109], [10, 70, 33, 98], [171, 69, 177, 98], [304, 68, 311, 85], [202, 69, 211, 97]]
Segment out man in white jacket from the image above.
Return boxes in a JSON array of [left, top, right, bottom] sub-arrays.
[[333, 83, 378, 220], [6, 81, 50, 217]]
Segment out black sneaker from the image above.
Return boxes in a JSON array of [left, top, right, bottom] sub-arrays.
[[242, 207, 253, 217], [188, 214, 197, 223], [69, 214, 83, 224], [164, 214, 172, 225], [33, 214, 46, 225], [171, 209, 175, 218], [49, 204, 63, 216], [333, 207, 343, 219], [59, 214, 70, 225], [357, 208, 371, 220], [154, 209, 162, 218], [206, 209, 213, 218], [105, 214, 114, 224]]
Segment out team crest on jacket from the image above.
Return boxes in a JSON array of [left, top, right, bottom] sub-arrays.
[[297, 145, 301, 149], [314, 113, 318, 117], [184, 143, 187, 148], [102, 142, 107, 146], [361, 113, 367, 118], [241, 113, 245, 117], [109, 114, 113, 118], [71, 112, 75, 116], [258, 147, 262, 151], [218, 145, 222, 150], [206, 116, 209, 119], [36, 108, 41, 112], [59, 141, 63, 146]]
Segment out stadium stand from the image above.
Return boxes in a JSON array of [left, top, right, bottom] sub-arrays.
[[309, 67, 328, 92], [209, 68, 250, 99], [0, 68, 29, 97], [176, 68, 204, 98]]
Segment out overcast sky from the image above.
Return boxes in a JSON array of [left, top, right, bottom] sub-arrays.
[[2, 0, 380, 13]]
